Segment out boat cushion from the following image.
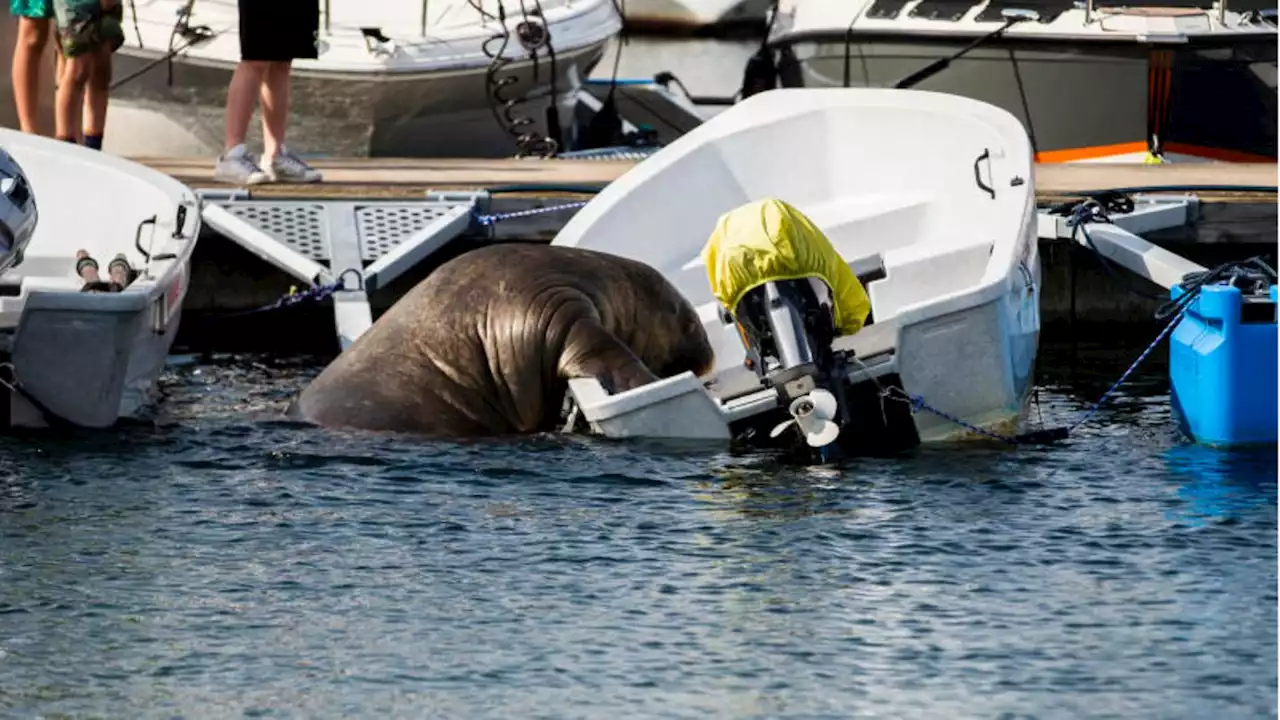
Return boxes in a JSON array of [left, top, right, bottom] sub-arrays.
[[700, 197, 871, 337]]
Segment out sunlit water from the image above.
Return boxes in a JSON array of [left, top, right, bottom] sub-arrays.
[[0, 338, 1274, 719]]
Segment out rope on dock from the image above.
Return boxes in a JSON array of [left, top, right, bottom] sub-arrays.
[[555, 146, 663, 162], [220, 268, 365, 319], [472, 201, 590, 227]]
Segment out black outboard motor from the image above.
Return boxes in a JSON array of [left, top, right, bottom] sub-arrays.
[[0, 146, 37, 276], [731, 277, 853, 451]]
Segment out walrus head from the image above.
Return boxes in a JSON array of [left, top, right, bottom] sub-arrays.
[[655, 296, 717, 380], [604, 258, 717, 383]]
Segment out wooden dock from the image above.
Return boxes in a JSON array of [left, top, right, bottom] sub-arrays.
[[134, 156, 1277, 203]]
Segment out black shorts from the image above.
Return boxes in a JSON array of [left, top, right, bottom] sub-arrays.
[[238, 0, 320, 62]]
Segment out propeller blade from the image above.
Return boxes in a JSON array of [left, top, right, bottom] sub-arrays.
[[808, 388, 838, 419]]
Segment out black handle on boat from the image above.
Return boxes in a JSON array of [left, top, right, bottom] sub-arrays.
[[173, 204, 187, 239], [135, 214, 158, 263], [973, 149, 995, 200]]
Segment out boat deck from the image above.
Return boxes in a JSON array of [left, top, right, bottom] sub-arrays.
[[133, 156, 1278, 203]]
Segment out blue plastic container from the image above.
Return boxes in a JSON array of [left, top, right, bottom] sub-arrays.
[[1169, 283, 1278, 447]]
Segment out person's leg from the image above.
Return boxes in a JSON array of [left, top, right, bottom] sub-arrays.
[[214, 0, 271, 184], [257, 0, 321, 183], [81, 43, 111, 149], [10, 8, 52, 135], [52, 0, 121, 144], [212, 59, 270, 184], [259, 61, 290, 160], [54, 53, 90, 142], [258, 59, 319, 183], [80, 1, 123, 149], [48, 15, 70, 138], [224, 60, 266, 152]]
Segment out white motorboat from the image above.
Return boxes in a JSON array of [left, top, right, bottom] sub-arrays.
[[102, 0, 622, 158], [553, 87, 1042, 456], [0, 127, 198, 429], [620, 0, 774, 32], [758, 0, 1276, 163]]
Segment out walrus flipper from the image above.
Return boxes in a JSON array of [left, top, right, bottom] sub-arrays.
[[558, 320, 660, 395]]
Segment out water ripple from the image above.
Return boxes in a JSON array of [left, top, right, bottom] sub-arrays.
[[0, 342, 1273, 719]]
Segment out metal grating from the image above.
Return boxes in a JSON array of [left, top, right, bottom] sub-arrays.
[[354, 203, 461, 262], [226, 203, 329, 261]]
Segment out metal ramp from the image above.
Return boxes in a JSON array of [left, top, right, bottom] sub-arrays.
[[198, 190, 478, 350]]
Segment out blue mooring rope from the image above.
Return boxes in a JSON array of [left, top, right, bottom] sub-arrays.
[[887, 302, 1191, 446], [472, 200, 589, 227], [224, 268, 364, 318], [892, 185, 1277, 447]]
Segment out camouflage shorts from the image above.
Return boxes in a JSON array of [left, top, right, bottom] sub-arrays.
[[53, 0, 124, 58], [10, 0, 54, 20]]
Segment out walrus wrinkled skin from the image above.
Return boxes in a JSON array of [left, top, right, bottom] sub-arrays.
[[288, 244, 717, 436]]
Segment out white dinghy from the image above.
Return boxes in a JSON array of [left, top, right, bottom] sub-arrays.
[[553, 87, 1042, 455], [0, 128, 199, 429]]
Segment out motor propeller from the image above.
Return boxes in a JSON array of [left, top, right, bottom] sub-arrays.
[[770, 388, 840, 448]]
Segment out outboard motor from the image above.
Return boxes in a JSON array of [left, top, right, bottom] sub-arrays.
[[730, 277, 853, 450], [734, 277, 836, 386], [703, 197, 872, 456], [0, 147, 37, 277]]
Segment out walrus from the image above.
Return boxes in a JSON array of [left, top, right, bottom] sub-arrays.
[[287, 244, 717, 437]]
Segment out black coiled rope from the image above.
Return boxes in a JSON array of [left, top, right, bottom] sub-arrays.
[[1059, 193, 1277, 322], [475, 0, 562, 158], [1154, 256, 1277, 321]]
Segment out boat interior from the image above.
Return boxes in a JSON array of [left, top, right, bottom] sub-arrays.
[[0, 130, 197, 328], [553, 87, 1036, 404]]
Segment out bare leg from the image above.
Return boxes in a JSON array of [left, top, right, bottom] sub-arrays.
[[82, 44, 111, 147], [223, 60, 268, 151], [55, 53, 91, 142], [11, 17, 51, 135], [52, 30, 68, 138], [256, 60, 319, 182], [259, 60, 291, 160]]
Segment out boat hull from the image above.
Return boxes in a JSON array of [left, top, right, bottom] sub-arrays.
[[104, 41, 610, 158], [622, 0, 774, 32], [894, 205, 1041, 444], [553, 87, 1043, 452], [773, 36, 1277, 162], [5, 283, 189, 429], [0, 128, 199, 430]]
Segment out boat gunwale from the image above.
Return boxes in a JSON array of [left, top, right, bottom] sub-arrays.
[[113, 38, 613, 82], [767, 24, 1279, 46], [0, 129, 201, 316]]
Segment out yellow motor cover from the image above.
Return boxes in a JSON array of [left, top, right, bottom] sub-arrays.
[[701, 197, 870, 337]]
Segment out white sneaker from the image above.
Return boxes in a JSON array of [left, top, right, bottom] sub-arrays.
[[263, 146, 322, 184], [213, 144, 269, 186]]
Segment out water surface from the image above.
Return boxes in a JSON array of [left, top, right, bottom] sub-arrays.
[[0, 339, 1274, 718]]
